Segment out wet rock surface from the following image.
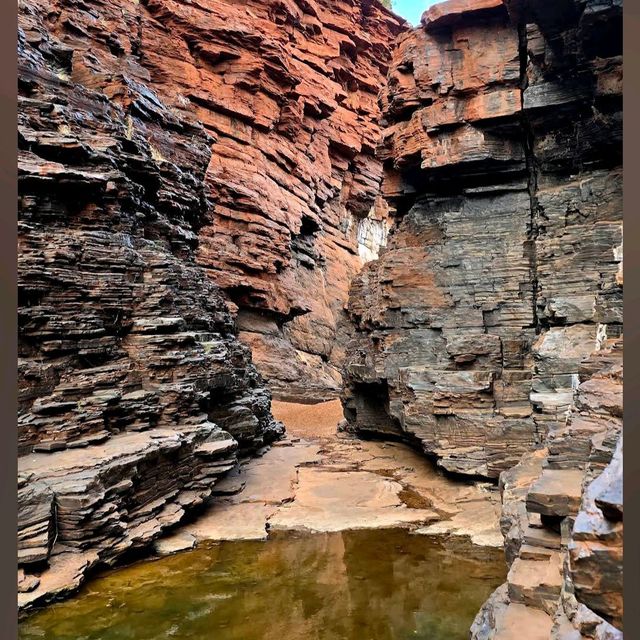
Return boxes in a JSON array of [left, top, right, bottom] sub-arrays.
[[159, 400, 503, 549]]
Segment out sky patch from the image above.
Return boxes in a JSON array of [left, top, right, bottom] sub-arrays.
[[391, 0, 440, 26]]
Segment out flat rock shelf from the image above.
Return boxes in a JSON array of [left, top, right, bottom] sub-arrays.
[[152, 400, 505, 546]]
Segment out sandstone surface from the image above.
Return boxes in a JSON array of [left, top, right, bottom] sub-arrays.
[[161, 400, 503, 549], [185, 0, 405, 400]]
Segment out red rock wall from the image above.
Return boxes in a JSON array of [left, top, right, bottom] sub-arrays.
[[17, 0, 404, 609], [18, 0, 406, 410], [176, 0, 405, 401], [18, 0, 294, 455], [19, 0, 289, 570]]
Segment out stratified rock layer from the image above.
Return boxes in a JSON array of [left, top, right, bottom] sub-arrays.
[[338, 0, 622, 638], [19, 0, 406, 413], [17, 0, 296, 610], [184, 0, 405, 401], [342, 0, 622, 480], [17, 0, 406, 607], [471, 338, 622, 639]]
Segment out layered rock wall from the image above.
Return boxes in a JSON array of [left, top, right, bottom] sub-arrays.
[[342, 0, 622, 479], [184, 0, 405, 401], [341, 0, 622, 637], [17, 0, 405, 611], [17, 0, 623, 629], [471, 338, 622, 639]]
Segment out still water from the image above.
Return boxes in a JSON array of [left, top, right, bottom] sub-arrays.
[[20, 529, 506, 640]]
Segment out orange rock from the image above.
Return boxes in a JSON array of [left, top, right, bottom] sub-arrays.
[[422, 0, 505, 29]]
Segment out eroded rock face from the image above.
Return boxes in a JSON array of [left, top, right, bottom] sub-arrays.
[[17, 0, 294, 610], [182, 0, 405, 401], [471, 338, 622, 639], [342, 0, 622, 481], [17, 0, 406, 612], [339, 1, 622, 636]]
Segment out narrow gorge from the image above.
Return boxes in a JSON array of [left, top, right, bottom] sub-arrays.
[[17, 0, 622, 639]]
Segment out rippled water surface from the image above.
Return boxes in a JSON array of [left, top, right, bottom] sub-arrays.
[[20, 529, 506, 640]]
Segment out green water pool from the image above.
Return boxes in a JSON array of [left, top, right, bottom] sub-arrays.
[[19, 529, 506, 640]]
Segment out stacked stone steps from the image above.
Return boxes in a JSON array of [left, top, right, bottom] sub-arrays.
[[507, 552, 563, 614], [501, 511, 563, 627], [526, 469, 584, 518], [523, 522, 562, 550], [489, 467, 585, 638], [471, 584, 555, 640], [519, 544, 555, 561], [474, 338, 623, 639]]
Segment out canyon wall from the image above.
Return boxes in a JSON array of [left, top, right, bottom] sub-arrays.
[[17, 0, 623, 631], [342, 0, 622, 479], [17, 0, 403, 610], [342, 0, 623, 637], [187, 0, 405, 401]]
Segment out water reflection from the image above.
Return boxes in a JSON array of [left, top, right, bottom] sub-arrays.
[[19, 529, 506, 640]]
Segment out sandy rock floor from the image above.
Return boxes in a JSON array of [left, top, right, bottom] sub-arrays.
[[158, 400, 503, 553], [19, 400, 504, 612]]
